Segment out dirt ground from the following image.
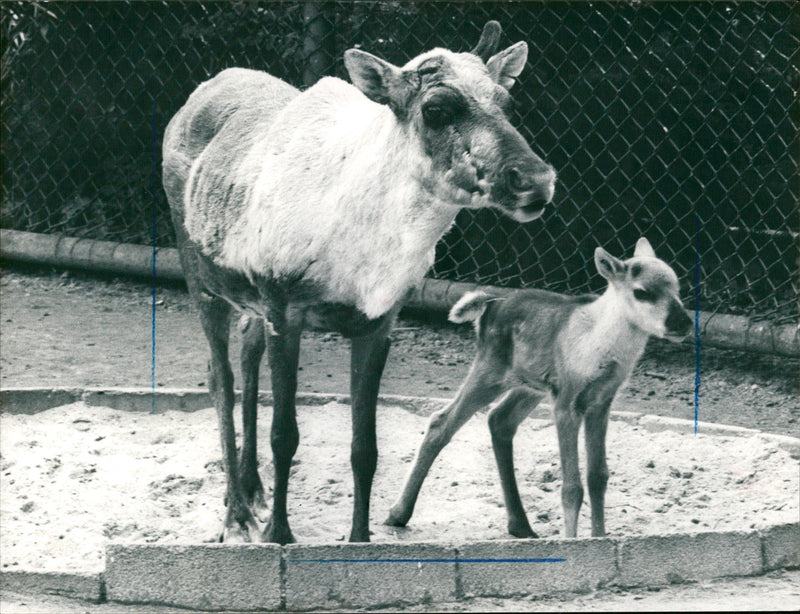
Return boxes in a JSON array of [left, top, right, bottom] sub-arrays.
[[1, 266, 798, 436], [1, 265, 799, 611]]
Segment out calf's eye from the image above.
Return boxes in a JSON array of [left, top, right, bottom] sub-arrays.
[[633, 288, 657, 302]]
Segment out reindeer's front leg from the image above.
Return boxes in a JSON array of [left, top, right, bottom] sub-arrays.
[[348, 320, 394, 542], [263, 310, 302, 545]]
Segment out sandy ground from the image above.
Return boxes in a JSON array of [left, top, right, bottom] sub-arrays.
[[1, 399, 796, 574]]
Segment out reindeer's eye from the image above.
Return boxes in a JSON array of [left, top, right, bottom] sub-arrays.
[[422, 104, 454, 129], [633, 288, 657, 302]]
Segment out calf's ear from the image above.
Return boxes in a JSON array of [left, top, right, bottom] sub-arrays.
[[633, 237, 656, 258], [595, 247, 626, 281], [486, 41, 528, 90], [344, 49, 416, 118]]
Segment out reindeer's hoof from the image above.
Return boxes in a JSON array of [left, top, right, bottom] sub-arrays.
[[220, 511, 262, 543], [248, 491, 270, 524], [263, 518, 295, 545], [348, 528, 372, 543]]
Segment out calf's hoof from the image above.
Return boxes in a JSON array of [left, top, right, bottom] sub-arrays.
[[384, 505, 410, 527], [509, 522, 539, 539]]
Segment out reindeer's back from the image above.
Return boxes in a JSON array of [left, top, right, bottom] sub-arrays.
[[163, 68, 299, 242], [482, 289, 598, 391]]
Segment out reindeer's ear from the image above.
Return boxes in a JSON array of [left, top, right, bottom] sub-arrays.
[[486, 41, 528, 90], [344, 49, 415, 116], [633, 237, 656, 258], [595, 247, 626, 281], [472, 21, 502, 63]]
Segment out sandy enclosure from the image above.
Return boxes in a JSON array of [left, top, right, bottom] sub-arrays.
[[1, 400, 797, 573]]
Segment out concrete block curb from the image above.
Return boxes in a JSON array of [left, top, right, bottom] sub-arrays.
[[617, 530, 763, 586], [1, 385, 799, 457], [284, 542, 457, 610], [761, 523, 800, 570], [457, 538, 617, 598], [5, 526, 799, 611], [638, 414, 762, 438], [758, 433, 800, 460], [0, 570, 104, 602], [83, 388, 215, 413], [0, 387, 81, 414], [105, 544, 282, 611]]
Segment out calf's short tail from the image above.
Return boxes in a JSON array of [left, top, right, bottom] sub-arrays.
[[449, 291, 494, 324]]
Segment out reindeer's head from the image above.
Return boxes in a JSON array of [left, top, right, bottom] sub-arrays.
[[594, 237, 692, 340], [343, 22, 556, 223]]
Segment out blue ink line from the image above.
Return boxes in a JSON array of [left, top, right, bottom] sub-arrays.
[[150, 101, 159, 414], [693, 211, 702, 436], [294, 557, 566, 564]]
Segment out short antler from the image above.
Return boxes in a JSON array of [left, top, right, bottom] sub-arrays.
[[472, 21, 502, 63]]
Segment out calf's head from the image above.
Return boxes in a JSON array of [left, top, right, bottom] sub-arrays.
[[595, 237, 692, 340], [344, 21, 557, 222]]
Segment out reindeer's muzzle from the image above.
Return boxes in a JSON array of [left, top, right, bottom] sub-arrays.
[[501, 161, 557, 222]]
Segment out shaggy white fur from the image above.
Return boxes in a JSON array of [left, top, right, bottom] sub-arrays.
[[173, 41, 554, 320]]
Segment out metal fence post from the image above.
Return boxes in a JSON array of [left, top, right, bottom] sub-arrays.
[[303, 1, 334, 88]]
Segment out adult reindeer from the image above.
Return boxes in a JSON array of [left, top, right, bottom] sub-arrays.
[[162, 22, 556, 544]]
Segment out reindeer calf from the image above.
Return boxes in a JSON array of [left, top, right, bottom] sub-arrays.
[[386, 238, 692, 538]]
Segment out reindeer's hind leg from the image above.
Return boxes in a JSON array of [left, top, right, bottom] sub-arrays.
[[196, 296, 261, 542], [262, 308, 303, 545], [488, 387, 545, 538], [385, 357, 504, 527], [239, 316, 268, 522], [348, 313, 397, 542]]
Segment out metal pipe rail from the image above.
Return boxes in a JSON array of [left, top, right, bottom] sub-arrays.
[[2, 229, 797, 357]]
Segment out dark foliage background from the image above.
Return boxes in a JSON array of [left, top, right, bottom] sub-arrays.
[[2, 1, 797, 319]]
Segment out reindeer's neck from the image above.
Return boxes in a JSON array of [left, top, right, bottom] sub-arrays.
[[221, 86, 461, 319]]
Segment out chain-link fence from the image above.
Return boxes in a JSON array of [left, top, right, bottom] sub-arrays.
[[2, 1, 798, 322]]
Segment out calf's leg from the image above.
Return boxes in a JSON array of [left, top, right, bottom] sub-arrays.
[[385, 357, 504, 527], [554, 394, 583, 538], [487, 387, 544, 538], [584, 406, 611, 537]]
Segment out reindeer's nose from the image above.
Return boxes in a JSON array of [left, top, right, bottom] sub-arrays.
[[507, 166, 533, 192], [507, 162, 557, 203]]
